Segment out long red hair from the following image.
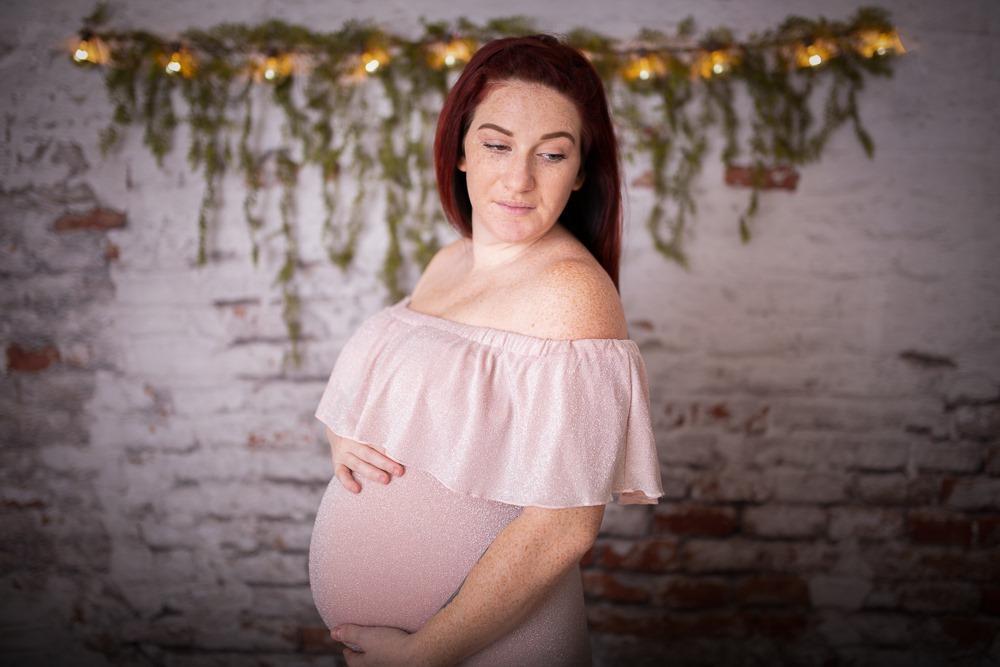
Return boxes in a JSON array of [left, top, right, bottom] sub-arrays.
[[433, 34, 624, 292]]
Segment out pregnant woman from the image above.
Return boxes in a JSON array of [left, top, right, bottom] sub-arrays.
[[308, 34, 664, 666]]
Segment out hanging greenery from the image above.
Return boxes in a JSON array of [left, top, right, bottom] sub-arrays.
[[70, 2, 905, 368]]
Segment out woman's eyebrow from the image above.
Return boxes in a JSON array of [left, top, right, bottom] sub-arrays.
[[476, 123, 575, 145]]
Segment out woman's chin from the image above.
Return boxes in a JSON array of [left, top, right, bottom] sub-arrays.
[[478, 217, 553, 243]]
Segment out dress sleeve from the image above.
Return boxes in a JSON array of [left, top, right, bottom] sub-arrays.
[[315, 315, 664, 508]]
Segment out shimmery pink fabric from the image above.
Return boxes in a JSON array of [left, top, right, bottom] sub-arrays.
[[314, 295, 664, 508], [309, 468, 592, 666], [308, 294, 664, 665]]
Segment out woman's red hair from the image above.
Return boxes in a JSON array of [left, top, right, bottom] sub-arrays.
[[433, 33, 624, 292]]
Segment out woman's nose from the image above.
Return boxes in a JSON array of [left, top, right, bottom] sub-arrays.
[[501, 153, 535, 192]]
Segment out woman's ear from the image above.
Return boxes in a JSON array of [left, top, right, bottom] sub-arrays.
[[458, 153, 466, 172], [573, 169, 585, 191]]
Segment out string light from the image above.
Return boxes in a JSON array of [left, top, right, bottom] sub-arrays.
[[621, 49, 668, 82], [854, 28, 905, 58], [793, 38, 839, 69], [159, 42, 196, 78], [68, 23, 904, 83], [693, 48, 740, 79], [360, 45, 390, 76], [71, 29, 110, 65], [253, 48, 296, 83], [426, 36, 475, 70]]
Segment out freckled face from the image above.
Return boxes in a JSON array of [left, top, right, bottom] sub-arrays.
[[458, 79, 585, 244]]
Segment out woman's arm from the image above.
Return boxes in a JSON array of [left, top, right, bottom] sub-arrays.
[[409, 503, 605, 666]]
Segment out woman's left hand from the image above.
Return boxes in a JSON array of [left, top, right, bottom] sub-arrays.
[[332, 624, 430, 666]]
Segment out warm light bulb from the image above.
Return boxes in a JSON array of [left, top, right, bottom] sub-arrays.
[[793, 39, 838, 69], [693, 48, 738, 79], [70, 33, 109, 66], [426, 37, 474, 70], [854, 29, 906, 59], [622, 52, 667, 82], [155, 44, 196, 78], [365, 58, 380, 73], [252, 51, 295, 83]]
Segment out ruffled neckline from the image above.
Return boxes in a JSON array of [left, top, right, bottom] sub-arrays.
[[387, 294, 641, 357]]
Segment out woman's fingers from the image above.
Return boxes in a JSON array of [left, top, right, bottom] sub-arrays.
[[354, 446, 406, 478], [344, 452, 392, 484], [326, 429, 405, 489], [335, 464, 361, 494]]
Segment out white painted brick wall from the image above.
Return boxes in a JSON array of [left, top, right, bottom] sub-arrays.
[[2, 0, 998, 665]]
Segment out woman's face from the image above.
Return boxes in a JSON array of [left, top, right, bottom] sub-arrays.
[[458, 79, 585, 245]]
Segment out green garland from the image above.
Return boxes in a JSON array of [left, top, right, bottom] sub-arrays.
[[73, 2, 903, 368]]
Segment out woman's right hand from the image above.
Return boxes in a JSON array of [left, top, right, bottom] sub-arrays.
[[325, 426, 405, 493]]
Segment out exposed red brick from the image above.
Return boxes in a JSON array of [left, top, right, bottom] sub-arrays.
[[906, 512, 973, 547], [725, 164, 800, 190], [587, 606, 742, 639], [298, 625, 337, 653], [579, 543, 603, 568], [662, 402, 687, 429], [975, 515, 1000, 546], [661, 611, 743, 639], [104, 241, 120, 261], [653, 504, 738, 537], [658, 579, 729, 609], [6, 343, 60, 372], [913, 552, 964, 579], [587, 606, 665, 637], [981, 587, 1000, 615], [938, 477, 958, 504], [735, 575, 809, 607], [599, 538, 680, 572], [899, 582, 980, 613], [631, 319, 655, 333], [708, 403, 731, 421], [581, 571, 650, 603], [918, 551, 1000, 582], [742, 611, 810, 639], [937, 616, 1000, 645], [53, 207, 126, 232], [1, 498, 47, 509]]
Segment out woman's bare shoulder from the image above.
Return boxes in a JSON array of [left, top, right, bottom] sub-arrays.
[[523, 255, 629, 341]]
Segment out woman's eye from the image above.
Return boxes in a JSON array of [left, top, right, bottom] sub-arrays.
[[482, 143, 566, 164]]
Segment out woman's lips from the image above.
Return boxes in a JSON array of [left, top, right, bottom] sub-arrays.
[[495, 201, 535, 216]]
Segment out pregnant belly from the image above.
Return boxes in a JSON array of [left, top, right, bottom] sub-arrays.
[[308, 466, 522, 633]]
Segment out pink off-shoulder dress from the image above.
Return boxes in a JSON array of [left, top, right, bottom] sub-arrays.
[[308, 294, 664, 666]]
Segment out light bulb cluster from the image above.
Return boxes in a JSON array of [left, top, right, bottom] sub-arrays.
[[71, 29, 109, 65], [619, 28, 905, 82], [255, 49, 296, 83], [854, 28, 906, 59], [621, 49, 670, 82], [159, 43, 197, 78], [426, 36, 476, 70], [69, 32, 484, 84], [69, 27, 904, 84], [693, 48, 741, 79]]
